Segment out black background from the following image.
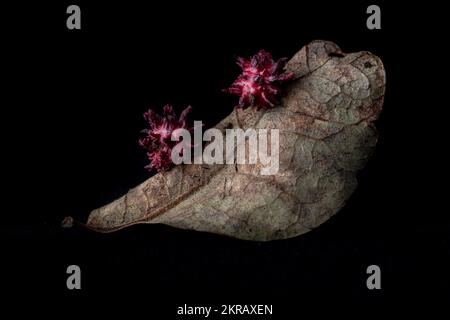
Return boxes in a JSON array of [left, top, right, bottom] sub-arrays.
[[2, 0, 449, 315]]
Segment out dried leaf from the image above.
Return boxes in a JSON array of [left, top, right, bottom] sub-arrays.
[[75, 40, 386, 241]]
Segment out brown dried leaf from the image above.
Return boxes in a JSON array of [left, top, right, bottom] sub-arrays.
[[79, 40, 386, 241]]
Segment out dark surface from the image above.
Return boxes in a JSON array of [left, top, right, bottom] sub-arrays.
[[2, 0, 448, 314]]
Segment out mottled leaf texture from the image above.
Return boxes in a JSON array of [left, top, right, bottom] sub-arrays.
[[80, 41, 385, 241]]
